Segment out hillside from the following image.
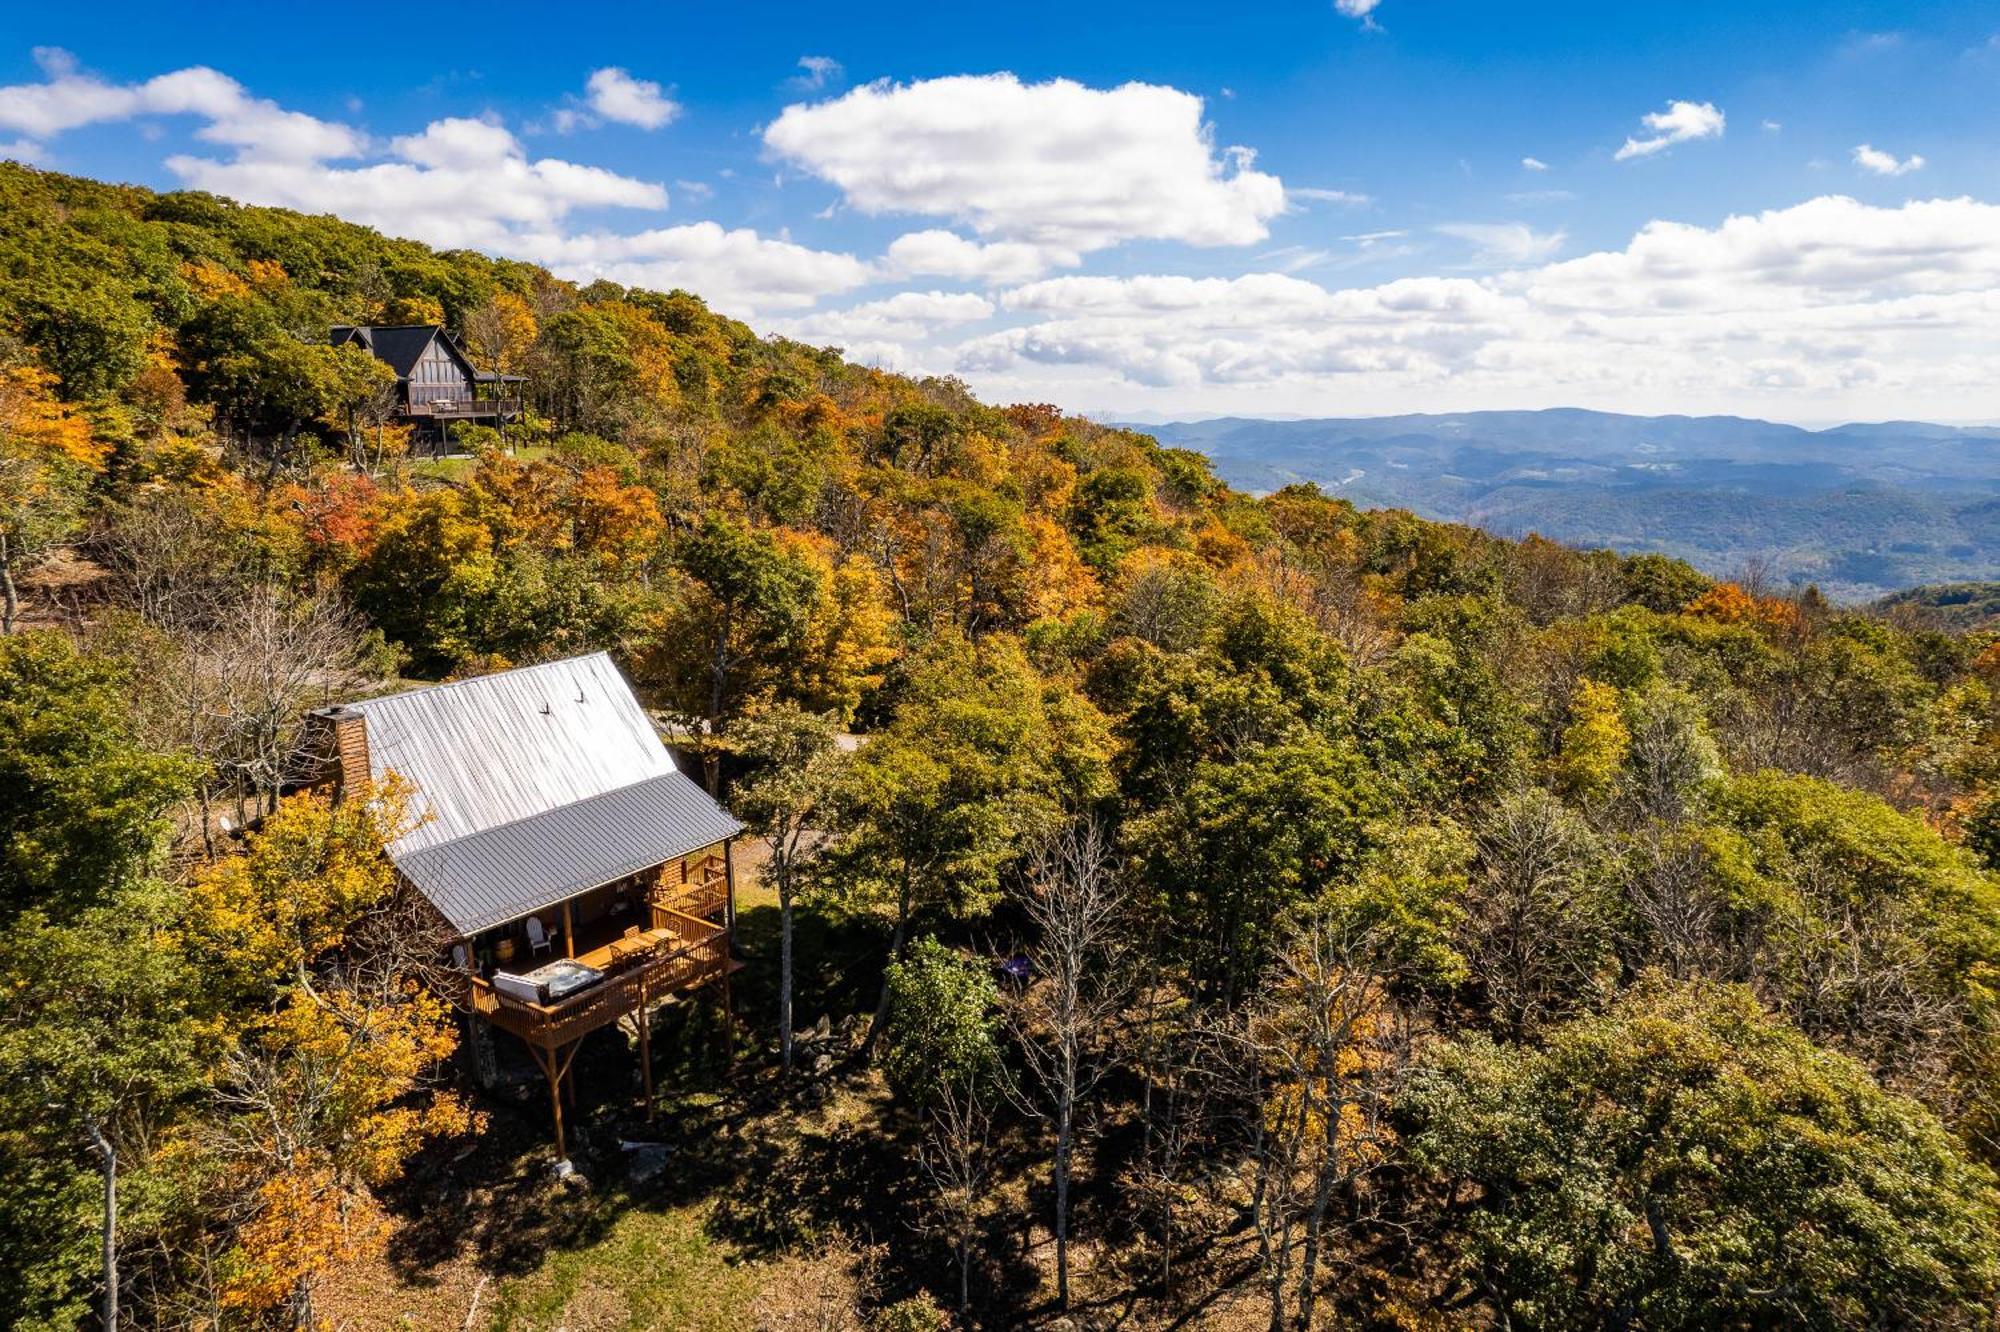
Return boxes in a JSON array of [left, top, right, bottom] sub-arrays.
[[7, 160, 2000, 1332], [1138, 409, 2000, 600]]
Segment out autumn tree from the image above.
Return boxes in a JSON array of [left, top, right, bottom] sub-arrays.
[[0, 365, 108, 632], [732, 703, 849, 1073], [183, 784, 474, 1325], [1403, 980, 2000, 1328]]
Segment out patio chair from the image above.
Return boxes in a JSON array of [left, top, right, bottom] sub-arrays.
[[526, 916, 555, 957]]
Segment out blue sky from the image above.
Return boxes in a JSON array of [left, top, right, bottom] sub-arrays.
[[3, 0, 1997, 422]]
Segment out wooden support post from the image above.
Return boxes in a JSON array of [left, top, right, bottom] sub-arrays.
[[722, 972, 735, 1066], [639, 978, 655, 1122], [562, 899, 576, 959], [530, 1043, 571, 1161], [723, 839, 738, 949]]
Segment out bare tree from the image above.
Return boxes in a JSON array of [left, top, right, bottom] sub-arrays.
[[917, 1074, 994, 1318], [1234, 901, 1407, 1331], [1009, 819, 1128, 1312], [1465, 789, 1616, 1037]]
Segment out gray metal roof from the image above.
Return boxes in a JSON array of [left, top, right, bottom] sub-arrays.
[[346, 653, 677, 854], [395, 772, 742, 935], [337, 653, 742, 935]]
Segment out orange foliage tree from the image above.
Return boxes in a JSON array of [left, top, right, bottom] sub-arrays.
[[183, 781, 478, 1325], [0, 365, 108, 631]]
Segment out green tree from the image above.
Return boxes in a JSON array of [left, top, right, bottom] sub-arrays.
[[731, 703, 848, 1073], [645, 515, 821, 782], [884, 937, 1000, 1107], [1129, 734, 1385, 1007], [1403, 980, 2000, 1330], [835, 635, 1109, 1052], [0, 897, 205, 1332], [0, 632, 197, 921]]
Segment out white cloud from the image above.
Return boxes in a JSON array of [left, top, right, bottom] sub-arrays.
[[0, 50, 364, 161], [1853, 143, 1925, 176], [520, 222, 874, 315], [774, 290, 996, 354], [953, 196, 2000, 418], [0, 54, 872, 322], [1614, 99, 1725, 160], [763, 74, 1286, 256], [792, 56, 843, 91], [1521, 156, 1550, 171], [1335, 0, 1382, 19], [165, 113, 666, 254], [1292, 186, 1373, 206], [0, 138, 42, 163], [1436, 222, 1566, 265], [886, 229, 1066, 284], [584, 67, 679, 130]]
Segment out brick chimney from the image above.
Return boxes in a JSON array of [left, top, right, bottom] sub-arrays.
[[307, 706, 372, 799]]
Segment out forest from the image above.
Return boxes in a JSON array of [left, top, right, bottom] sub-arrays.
[[5, 159, 2000, 1330]]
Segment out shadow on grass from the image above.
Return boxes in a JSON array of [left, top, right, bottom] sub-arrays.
[[371, 892, 1165, 1328]]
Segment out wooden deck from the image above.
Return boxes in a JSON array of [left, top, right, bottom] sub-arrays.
[[468, 906, 733, 1051]]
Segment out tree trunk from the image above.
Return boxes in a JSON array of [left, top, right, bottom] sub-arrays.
[[861, 864, 913, 1058], [778, 875, 796, 1073], [84, 1118, 116, 1332], [0, 531, 18, 634], [1054, 1096, 1073, 1310]]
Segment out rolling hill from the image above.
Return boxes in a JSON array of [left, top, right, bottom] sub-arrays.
[[1134, 410, 2000, 601]]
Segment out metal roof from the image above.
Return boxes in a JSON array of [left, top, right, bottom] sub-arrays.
[[395, 772, 742, 935], [346, 653, 677, 853], [335, 654, 742, 934]]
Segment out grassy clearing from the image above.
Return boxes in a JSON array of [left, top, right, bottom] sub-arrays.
[[485, 1201, 760, 1332]]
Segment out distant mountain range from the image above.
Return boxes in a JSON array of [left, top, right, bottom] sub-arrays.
[[1130, 409, 2000, 601]]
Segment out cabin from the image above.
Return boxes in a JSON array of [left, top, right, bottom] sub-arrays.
[[306, 653, 742, 1157], [330, 323, 525, 453]]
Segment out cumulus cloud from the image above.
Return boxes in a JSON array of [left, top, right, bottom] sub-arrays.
[[1853, 143, 1925, 176], [520, 222, 874, 315], [886, 229, 1066, 284], [1614, 99, 1725, 160], [773, 289, 996, 357], [1436, 222, 1567, 265], [763, 74, 1286, 259], [583, 67, 679, 129], [165, 113, 666, 253], [0, 55, 878, 318], [1334, 0, 1382, 20], [0, 49, 364, 161], [953, 196, 2000, 417], [1521, 156, 1550, 171]]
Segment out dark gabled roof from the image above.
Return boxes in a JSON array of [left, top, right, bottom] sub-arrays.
[[328, 324, 483, 380], [395, 772, 743, 935]]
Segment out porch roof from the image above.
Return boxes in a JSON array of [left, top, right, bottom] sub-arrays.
[[397, 771, 740, 935]]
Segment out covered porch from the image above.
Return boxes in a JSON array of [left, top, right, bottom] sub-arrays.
[[457, 841, 739, 1159]]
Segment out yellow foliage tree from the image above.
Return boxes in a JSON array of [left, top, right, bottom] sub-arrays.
[[0, 365, 109, 631], [185, 781, 478, 1323], [1553, 678, 1632, 798]]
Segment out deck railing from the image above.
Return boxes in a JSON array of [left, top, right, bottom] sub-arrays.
[[404, 395, 523, 419], [468, 908, 730, 1049], [649, 851, 729, 921]]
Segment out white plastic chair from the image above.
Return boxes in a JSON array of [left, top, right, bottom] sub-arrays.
[[526, 916, 555, 957]]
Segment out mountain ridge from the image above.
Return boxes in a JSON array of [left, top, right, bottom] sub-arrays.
[[1130, 408, 2000, 600]]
